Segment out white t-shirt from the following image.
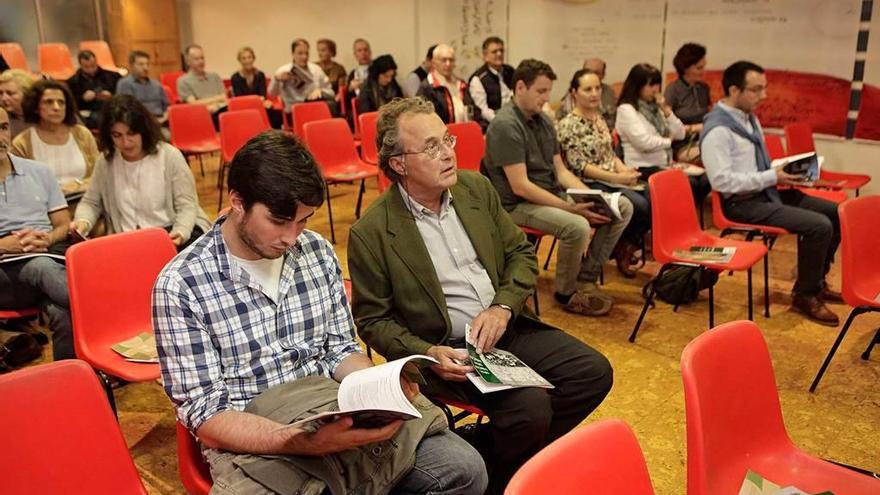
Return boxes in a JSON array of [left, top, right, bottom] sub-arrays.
[[29, 127, 87, 186], [230, 254, 285, 303], [112, 148, 171, 231]]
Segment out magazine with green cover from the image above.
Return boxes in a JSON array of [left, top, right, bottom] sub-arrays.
[[111, 332, 159, 363], [463, 324, 553, 393]]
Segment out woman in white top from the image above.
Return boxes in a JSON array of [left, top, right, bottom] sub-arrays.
[[71, 95, 210, 250], [11, 79, 99, 197], [615, 63, 709, 205]]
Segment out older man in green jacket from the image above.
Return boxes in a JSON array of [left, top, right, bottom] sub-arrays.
[[348, 98, 613, 495]]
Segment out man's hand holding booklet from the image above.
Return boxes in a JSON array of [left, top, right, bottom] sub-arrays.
[[566, 188, 623, 221]]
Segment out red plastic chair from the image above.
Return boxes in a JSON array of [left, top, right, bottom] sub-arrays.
[[810, 196, 880, 392], [630, 170, 767, 343], [176, 421, 212, 495], [303, 118, 379, 243], [79, 40, 123, 73], [358, 111, 380, 164], [227, 95, 270, 129], [427, 396, 487, 432], [350, 96, 361, 140], [66, 229, 177, 408], [768, 133, 849, 203], [337, 83, 347, 117], [160, 71, 185, 103], [217, 109, 269, 211], [784, 122, 871, 196], [682, 321, 880, 495], [38, 42, 76, 80], [0, 308, 40, 320], [376, 170, 393, 193], [0, 360, 148, 494], [168, 104, 221, 177], [0, 42, 31, 72], [710, 190, 788, 318], [506, 419, 655, 495], [764, 134, 786, 160], [291, 101, 332, 140], [222, 78, 232, 97], [447, 121, 484, 171]]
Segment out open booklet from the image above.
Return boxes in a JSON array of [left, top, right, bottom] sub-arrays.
[[566, 188, 623, 220], [673, 246, 736, 264], [111, 332, 159, 363], [279, 355, 438, 430], [587, 179, 646, 192], [668, 162, 707, 176], [462, 324, 554, 394], [738, 469, 834, 495], [0, 252, 66, 265], [771, 152, 823, 184]]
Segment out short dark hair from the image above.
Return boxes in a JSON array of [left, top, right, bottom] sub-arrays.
[[227, 131, 325, 218], [98, 94, 164, 159], [317, 38, 337, 57], [617, 63, 662, 107], [22, 79, 79, 126], [482, 36, 504, 51], [368, 54, 397, 80], [722, 60, 765, 96], [77, 50, 96, 63], [673, 43, 707, 78], [512, 59, 556, 91], [568, 68, 598, 94], [128, 50, 150, 65], [426, 44, 437, 61], [291, 38, 309, 53]]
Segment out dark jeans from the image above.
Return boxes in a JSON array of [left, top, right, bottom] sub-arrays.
[[722, 188, 840, 296], [592, 182, 651, 246], [424, 321, 613, 495], [0, 256, 73, 360]]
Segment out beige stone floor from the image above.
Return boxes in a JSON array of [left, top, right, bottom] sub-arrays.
[[29, 154, 880, 494]]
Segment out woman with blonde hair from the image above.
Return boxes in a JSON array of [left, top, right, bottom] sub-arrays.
[[230, 46, 282, 128], [0, 69, 35, 138]]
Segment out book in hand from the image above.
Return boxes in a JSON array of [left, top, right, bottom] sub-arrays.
[[463, 324, 554, 394], [566, 188, 623, 220], [280, 355, 438, 430], [588, 179, 646, 192], [771, 152, 822, 183], [673, 246, 736, 264], [669, 162, 707, 176], [111, 332, 159, 363], [738, 469, 834, 495]]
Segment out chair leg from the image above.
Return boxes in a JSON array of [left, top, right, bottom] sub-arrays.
[[97, 370, 118, 418], [708, 281, 715, 329], [325, 184, 336, 244], [543, 238, 557, 271], [629, 284, 655, 343], [532, 289, 540, 316], [217, 163, 226, 212], [197, 154, 205, 177], [355, 179, 366, 219], [366, 345, 372, 360], [862, 327, 879, 360], [763, 252, 771, 318], [599, 265, 604, 286], [747, 267, 754, 321], [810, 308, 864, 393]]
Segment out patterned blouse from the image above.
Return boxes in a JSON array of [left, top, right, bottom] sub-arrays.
[[557, 111, 617, 177]]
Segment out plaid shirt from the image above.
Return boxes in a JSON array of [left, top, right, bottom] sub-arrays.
[[152, 218, 361, 431]]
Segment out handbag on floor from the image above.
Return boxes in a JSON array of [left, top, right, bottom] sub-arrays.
[[0, 329, 43, 373], [644, 265, 718, 306]]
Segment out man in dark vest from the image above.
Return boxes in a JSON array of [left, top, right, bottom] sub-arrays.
[[403, 44, 436, 98], [468, 36, 514, 125]]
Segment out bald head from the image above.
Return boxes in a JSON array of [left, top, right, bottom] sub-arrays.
[[583, 58, 606, 80], [432, 44, 456, 80]]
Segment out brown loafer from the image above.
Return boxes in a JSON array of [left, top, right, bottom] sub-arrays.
[[820, 285, 845, 304], [792, 294, 840, 327]]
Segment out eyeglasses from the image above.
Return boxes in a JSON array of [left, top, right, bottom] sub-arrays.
[[397, 134, 457, 160]]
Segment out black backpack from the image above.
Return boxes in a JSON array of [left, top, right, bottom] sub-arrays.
[[643, 265, 719, 306]]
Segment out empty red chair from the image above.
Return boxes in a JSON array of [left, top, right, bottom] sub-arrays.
[[66, 229, 177, 405], [160, 71, 185, 103], [350, 96, 361, 139], [784, 122, 871, 195], [447, 121, 484, 171], [506, 419, 655, 495], [228, 95, 270, 128], [79, 40, 123, 73], [0, 360, 148, 494], [764, 134, 786, 160], [768, 132, 849, 203], [292, 101, 332, 139], [168, 104, 221, 176], [0, 42, 31, 72], [630, 170, 767, 343], [682, 320, 880, 495], [359, 111, 379, 164], [303, 118, 378, 243], [177, 421, 212, 495], [217, 109, 269, 210], [810, 196, 880, 392], [38, 42, 76, 80]]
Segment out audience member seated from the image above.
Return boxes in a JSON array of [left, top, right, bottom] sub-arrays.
[[665, 43, 710, 163], [468, 36, 513, 125], [558, 68, 648, 279], [348, 97, 613, 495], [66, 49, 121, 129], [483, 59, 632, 315], [0, 69, 35, 138], [177, 44, 227, 124], [356, 54, 403, 114], [152, 130, 488, 495], [316, 38, 347, 91], [70, 95, 210, 251], [402, 44, 435, 98], [701, 61, 843, 326], [615, 63, 709, 205], [417, 44, 481, 126], [0, 107, 74, 361], [557, 58, 617, 128], [230, 46, 282, 129], [346, 38, 373, 96], [116, 50, 169, 124], [268, 38, 338, 116], [11, 79, 98, 197]]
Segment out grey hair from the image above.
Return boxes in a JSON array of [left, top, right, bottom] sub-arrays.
[[376, 97, 436, 183]]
